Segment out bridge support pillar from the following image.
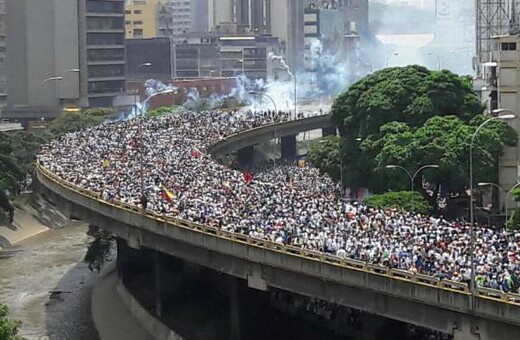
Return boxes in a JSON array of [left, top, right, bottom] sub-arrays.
[[237, 145, 255, 165], [453, 319, 480, 340], [154, 251, 163, 318], [322, 126, 337, 137], [360, 314, 405, 340], [116, 238, 145, 286], [229, 277, 243, 340], [281, 135, 297, 160]]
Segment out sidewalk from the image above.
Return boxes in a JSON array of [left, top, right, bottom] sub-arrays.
[[91, 268, 154, 340]]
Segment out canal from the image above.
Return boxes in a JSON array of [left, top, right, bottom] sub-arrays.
[[0, 222, 100, 340]]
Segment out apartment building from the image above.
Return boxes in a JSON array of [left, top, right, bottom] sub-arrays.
[[5, 0, 126, 121], [125, 0, 162, 39], [0, 0, 5, 108]]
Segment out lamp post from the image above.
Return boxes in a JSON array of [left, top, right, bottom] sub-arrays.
[[248, 91, 277, 112], [38, 76, 63, 107], [428, 52, 442, 70], [477, 182, 505, 216], [385, 164, 439, 212], [385, 52, 399, 67], [137, 62, 152, 78], [505, 181, 520, 228], [294, 72, 297, 121], [469, 111, 516, 302], [137, 89, 177, 202], [479, 181, 520, 226]]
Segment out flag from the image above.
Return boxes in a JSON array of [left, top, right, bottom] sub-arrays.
[[298, 159, 305, 168], [191, 146, 202, 158], [161, 186, 175, 202], [222, 181, 231, 192], [243, 171, 253, 183], [102, 159, 110, 169]]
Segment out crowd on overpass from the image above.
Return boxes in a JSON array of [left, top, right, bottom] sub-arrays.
[[38, 109, 520, 294]]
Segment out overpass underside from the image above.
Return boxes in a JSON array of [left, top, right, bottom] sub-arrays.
[[37, 173, 520, 340]]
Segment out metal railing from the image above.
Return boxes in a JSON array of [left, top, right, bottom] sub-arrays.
[[35, 114, 520, 307]]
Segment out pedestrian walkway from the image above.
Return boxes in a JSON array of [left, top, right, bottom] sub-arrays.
[[91, 267, 153, 340]]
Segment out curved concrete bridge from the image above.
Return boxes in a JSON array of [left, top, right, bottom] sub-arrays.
[[36, 116, 520, 340]]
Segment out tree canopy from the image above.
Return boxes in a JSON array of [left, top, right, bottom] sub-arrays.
[[307, 136, 341, 182], [363, 191, 431, 215], [0, 304, 22, 340], [313, 65, 518, 210]]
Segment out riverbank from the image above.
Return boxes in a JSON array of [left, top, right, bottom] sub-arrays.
[[0, 194, 69, 250], [91, 266, 153, 340], [0, 222, 100, 340]]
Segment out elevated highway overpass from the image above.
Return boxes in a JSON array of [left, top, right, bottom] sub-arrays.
[[209, 114, 335, 162], [36, 116, 520, 340]]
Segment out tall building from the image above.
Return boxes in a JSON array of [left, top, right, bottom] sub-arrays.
[[125, 0, 162, 39], [126, 37, 173, 80], [5, 0, 126, 121], [485, 33, 520, 210], [166, 0, 209, 42], [0, 0, 6, 108]]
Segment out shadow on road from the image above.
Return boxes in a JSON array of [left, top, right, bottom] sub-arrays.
[[44, 261, 101, 340]]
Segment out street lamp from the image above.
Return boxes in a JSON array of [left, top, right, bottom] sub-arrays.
[[386, 52, 399, 67], [248, 91, 277, 112], [385, 164, 439, 212], [137, 89, 177, 204], [138, 62, 152, 69], [38, 76, 63, 105], [478, 182, 505, 219], [468, 112, 516, 301], [428, 52, 442, 70], [505, 181, 520, 228]]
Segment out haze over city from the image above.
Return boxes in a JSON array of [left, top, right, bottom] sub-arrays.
[[0, 1, 520, 340]]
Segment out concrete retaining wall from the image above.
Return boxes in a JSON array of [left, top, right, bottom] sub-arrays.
[[116, 277, 184, 340]]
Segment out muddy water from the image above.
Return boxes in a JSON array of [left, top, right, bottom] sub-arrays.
[[0, 223, 100, 340]]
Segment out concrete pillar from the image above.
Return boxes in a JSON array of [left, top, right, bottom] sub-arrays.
[[453, 319, 480, 340], [154, 251, 162, 318], [237, 145, 255, 165], [281, 135, 297, 159], [229, 277, 242, 340], [322, 126, 337, 137], [360, 314, 405, 340], [116, 238, 144, 286]]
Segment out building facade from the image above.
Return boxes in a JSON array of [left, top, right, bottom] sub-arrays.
[[486, 34, 520, 210], [125, 0, 161, 39], [82, 0, 126, 108], [0, 0, 5, 109], [5, 0, 126, 121], [126, 37, 173, 80]]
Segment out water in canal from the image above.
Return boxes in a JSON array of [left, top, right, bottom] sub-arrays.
[[0, 222, 100, 340]]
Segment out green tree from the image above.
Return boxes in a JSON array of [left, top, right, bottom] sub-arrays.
[[307, 136, 341, 182], [47, 109, 114, 137], [364, 191, 431, 215], [507, 188, 520, 230], [372, 115, 516, 208], [329, 66, 515, 211], [84, 225, 115, 273], [0, 304, 22, 340]]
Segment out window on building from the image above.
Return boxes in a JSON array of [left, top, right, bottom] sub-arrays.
[[133, 28, 143, 38], [501, 42, 517, 51], [134, 10, 142, 14], [133, 21, 143, 25], [87, 1, 124, 13], [87, 33, 125, 46]]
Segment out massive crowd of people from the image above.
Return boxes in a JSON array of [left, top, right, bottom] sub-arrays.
[[38, 109, 520, 294]]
